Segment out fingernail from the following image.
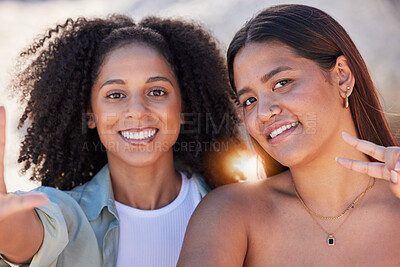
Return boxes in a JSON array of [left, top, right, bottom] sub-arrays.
[[335, 157, 339, 162], [342, 132, 356, 139], [395, 161, 400, 172], [391, 170, 398, 184]]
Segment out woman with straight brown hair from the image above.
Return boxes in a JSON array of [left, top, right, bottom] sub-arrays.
[[178, 4, 400, 266]]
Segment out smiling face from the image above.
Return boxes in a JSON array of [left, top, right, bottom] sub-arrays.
[[234, 41, 345, 167], [89, 43, 182, 168]]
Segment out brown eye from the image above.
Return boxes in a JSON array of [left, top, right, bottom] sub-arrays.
[[243, 97, 257, 107], [106, 92, 125, 99], [148, 88, 167, 97], [273, 79, 290, 91]]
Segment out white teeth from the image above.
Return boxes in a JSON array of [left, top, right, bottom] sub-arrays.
[[120, 129, 157, 140], [269, 122, 299, 139]]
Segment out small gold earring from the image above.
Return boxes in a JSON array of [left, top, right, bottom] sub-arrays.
[[345, 86, 350, 109]]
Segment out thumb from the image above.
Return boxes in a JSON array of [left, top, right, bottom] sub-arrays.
[[0, 192, 49, 220], [0, 106, 6, 193]]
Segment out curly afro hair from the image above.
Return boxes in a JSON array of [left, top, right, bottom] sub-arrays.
[[12, 14, 239, 190]]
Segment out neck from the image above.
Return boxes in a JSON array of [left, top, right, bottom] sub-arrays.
[[289, 130, 372, 215], [108, 150, 181, 210]]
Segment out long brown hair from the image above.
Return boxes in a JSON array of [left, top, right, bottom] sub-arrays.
[[227, 4, 397, 174]]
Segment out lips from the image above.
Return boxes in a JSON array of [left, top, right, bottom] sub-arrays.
[[269, 122, 299, 138], [119, 127, 158, 144], [264, 121, 300, 140]]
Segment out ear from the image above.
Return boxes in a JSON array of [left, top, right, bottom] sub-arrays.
[[179, 112, 185, 125], [335, 55, 355, 100], [87, 109, 96, 129]]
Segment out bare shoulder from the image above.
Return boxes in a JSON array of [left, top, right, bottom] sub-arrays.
[[196, 170, 293, 220], [201, 180, 264, 210], [206, 170, 291, 203], [177, 182, 253, 266], [177, 171, 292, 267]]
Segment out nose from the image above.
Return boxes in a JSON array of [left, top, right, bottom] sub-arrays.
[[256, 96, 281, 124], [125, 93, 150, 121]]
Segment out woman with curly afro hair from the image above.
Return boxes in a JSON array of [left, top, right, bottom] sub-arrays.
[[0, 14, 239, 266]]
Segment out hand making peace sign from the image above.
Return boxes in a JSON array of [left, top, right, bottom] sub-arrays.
[[0, 106, 48, 221], [336, 132, 400, 198]]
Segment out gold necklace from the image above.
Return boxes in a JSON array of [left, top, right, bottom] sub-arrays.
[[293, 178, 375, 220], [292, 177, 376, 246]]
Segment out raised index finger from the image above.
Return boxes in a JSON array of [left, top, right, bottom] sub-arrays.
[[0, 106, 6, 192], [342, 132, 385, 162], [336, 157, 389, 181]]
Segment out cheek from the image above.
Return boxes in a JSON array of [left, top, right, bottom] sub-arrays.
[[293, 89, 341, 140], [244, 111, 262, 139], [92, 103, 121, 135], [157, 108, 181, 150], [95, 114, 119, 140], [159, 103, 181, 133], [287, 84, 331, 120]]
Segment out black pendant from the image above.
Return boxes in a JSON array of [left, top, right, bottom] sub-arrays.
[[327, 234, 335, 246]]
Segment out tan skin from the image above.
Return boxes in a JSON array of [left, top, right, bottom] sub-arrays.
[[178, 42, 400, 266], [0, 43, 183, 264], [88, 43, 182, 209], [0, 107, 48, 264]]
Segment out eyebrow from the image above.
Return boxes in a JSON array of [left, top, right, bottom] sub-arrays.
[[236, 66, 293, 99], [100, 76, 174, 89], [146, 76, 174, 86], [237, 88, 251, 99], [260, 66, 293, 84], [100, 79, 125, 89]]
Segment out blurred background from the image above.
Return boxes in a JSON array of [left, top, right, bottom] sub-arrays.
[[0, 0, 399, 191]]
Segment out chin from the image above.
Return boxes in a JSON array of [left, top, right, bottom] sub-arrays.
[[273, 154, 302, 168], [122, 153, 163, 168], [105, 145, 164, 167], [262, 140, 311, 168]]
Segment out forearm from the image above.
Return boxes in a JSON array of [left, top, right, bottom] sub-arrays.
[[0, 209, 44, 264]]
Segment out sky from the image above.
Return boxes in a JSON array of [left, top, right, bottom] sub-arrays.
[[0, 0, 399, 191]]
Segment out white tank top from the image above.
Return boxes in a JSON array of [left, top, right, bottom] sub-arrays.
[[115, 172, 201, 267]]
